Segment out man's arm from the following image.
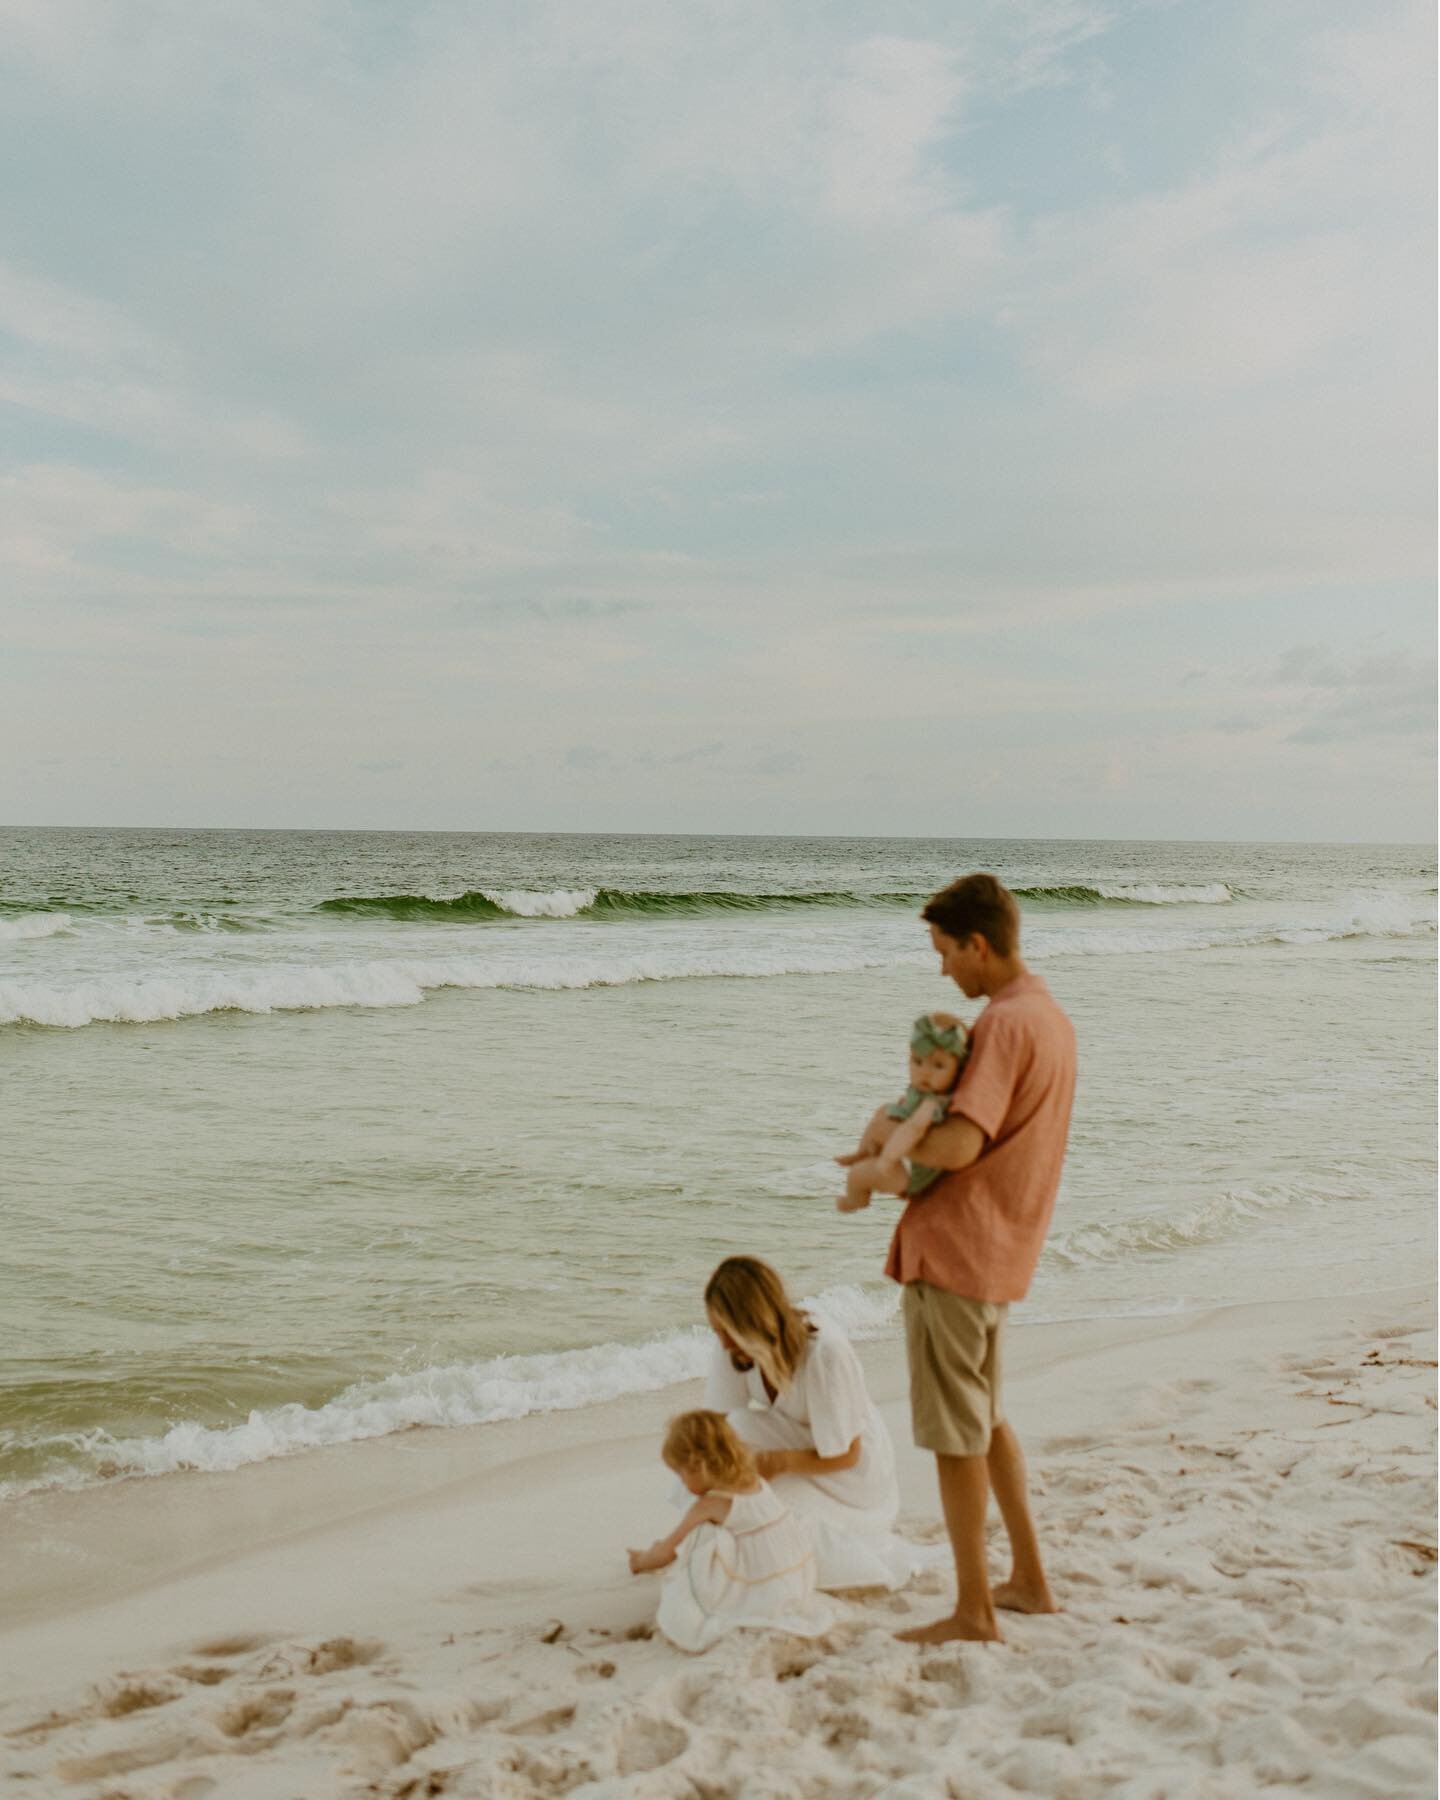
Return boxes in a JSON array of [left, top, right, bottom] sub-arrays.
[[909, 1112, 988, 1172], [836, 1110, 990, 1212]]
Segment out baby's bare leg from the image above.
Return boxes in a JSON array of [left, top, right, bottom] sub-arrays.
[[840, 1161, 875, 1211], [838, 1104, 916, 1212]]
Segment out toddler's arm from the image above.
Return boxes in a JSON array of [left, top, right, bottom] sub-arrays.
[[873, 1093, 945, 1186], [844, 1103, 895, 1162], [627, 1494, 732, 1575]]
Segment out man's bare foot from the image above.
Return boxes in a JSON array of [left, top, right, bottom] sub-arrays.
[[992, 1578, 1058, 1615], [895, 1612, 1002, 1645]]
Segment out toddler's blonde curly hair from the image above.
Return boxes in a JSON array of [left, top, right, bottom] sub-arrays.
[[662, 1409, 757, 1492]]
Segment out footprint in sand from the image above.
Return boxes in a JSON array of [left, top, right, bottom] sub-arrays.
[[213, 1687, 296, 1740], [188, 1632, 275, 1659], [333, 1697, 438, 1777], [8, 1672, 191, 1742], [502, 1702, 577, 1737], [616, 1715, 689, 1776], [98, 1676, 188, 1719], [255, 1636, 386, 1680], [53, 1729, 198, 1785], [918, 1652, 978, 1702]]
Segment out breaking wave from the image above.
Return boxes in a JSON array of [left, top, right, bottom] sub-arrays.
[[316, 881, 1242, 922], [316, 887, 926, 921], [0, 942, 927, 1027], [0, 1283, 899, 1497], [0, 911, 72, 941], [3, 892, 1431, 1029]]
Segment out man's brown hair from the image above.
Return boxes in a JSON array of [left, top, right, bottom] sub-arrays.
[[921, 872, 1020, 955]]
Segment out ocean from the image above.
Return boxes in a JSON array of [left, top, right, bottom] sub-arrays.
[[1, 828, 1434, 1503]]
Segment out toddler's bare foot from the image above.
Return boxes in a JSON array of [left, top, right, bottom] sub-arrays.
[[836, 1192, 871, 1213], [896, 1611, 1002, 1645], [992, 1578, 1058, 1614]]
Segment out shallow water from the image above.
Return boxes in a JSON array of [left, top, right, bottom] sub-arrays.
[[2, 829, 1433, 1495]]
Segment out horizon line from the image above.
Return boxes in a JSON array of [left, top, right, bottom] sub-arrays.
[[0, 823, 1434, 851]]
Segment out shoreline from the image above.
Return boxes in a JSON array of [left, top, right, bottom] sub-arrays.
[[3, 1285, 1434, 1794]]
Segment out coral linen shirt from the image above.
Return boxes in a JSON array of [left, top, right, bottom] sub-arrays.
[[884, 972, 1076, 1304]]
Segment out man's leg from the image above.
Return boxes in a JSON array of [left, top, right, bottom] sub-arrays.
[[897, 1451, 1001, 1644], [987, 1420, 1058, 1613]]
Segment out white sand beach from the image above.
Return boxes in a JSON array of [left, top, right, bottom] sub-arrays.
[[2, 1287, 1434, 1799]]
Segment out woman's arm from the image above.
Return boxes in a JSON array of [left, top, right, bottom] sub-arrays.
[[754, 1436, 862, 1480], [627, 1494, 730, 1574]]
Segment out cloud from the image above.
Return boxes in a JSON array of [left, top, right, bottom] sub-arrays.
[[0, 0, 1432, 838], [635, 741, 726, 768], [752, 750, 805, 778], [563, 745, 610, 770], [1261, 643, 1436, 746]]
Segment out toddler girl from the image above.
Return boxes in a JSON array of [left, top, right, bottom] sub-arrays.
[[628, 1409, 834, 1652]]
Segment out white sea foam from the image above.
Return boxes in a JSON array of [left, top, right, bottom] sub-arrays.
[[0, 943, 928, 1027], [481, 888, 599, 918], [1096, 882, 1233, 905], [12, 1282, 901, 1494], [1044, 1182, 1321, 1267], [0, 911, 72, 941], [1271, 890, 1436, 945], [2, 891, 1431, 1028], [2, 896, 1425, 1036]]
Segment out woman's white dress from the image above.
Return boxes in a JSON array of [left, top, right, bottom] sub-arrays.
[[656, 1481, 835, 1653], [705, 1310, 918, 1591]]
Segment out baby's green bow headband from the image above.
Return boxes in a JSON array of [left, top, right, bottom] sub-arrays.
[[910, 1013, 965, 1058]]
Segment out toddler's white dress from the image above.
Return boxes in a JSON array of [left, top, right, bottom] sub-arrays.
[[706, 1309, 921, 1591], [656, 1481, 835, 1653]]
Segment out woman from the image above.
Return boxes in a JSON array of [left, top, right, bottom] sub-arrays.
[[702, 1255, 916, 1591]]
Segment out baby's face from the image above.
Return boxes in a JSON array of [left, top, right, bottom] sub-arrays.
[[910, 1046, 961, 1094]]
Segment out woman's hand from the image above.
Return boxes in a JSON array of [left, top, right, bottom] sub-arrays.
[[627, 1541, 674, 1574], [758, 1437, 863, 1480]]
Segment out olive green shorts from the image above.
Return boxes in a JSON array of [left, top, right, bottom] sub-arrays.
[[902, 1282, 1007, 1457]]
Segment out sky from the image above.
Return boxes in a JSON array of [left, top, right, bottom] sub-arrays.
[[1, 0, 1435, 841]]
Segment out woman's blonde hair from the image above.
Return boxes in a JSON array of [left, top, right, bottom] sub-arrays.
[[703, 1256, 814, 1394], [663, 1409, 756, 1491]]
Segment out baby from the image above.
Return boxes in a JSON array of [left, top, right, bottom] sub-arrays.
[[836, 1012, 968, 1213]]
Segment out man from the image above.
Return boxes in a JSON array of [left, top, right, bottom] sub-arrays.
[[838, 872, 1076, 1644]]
